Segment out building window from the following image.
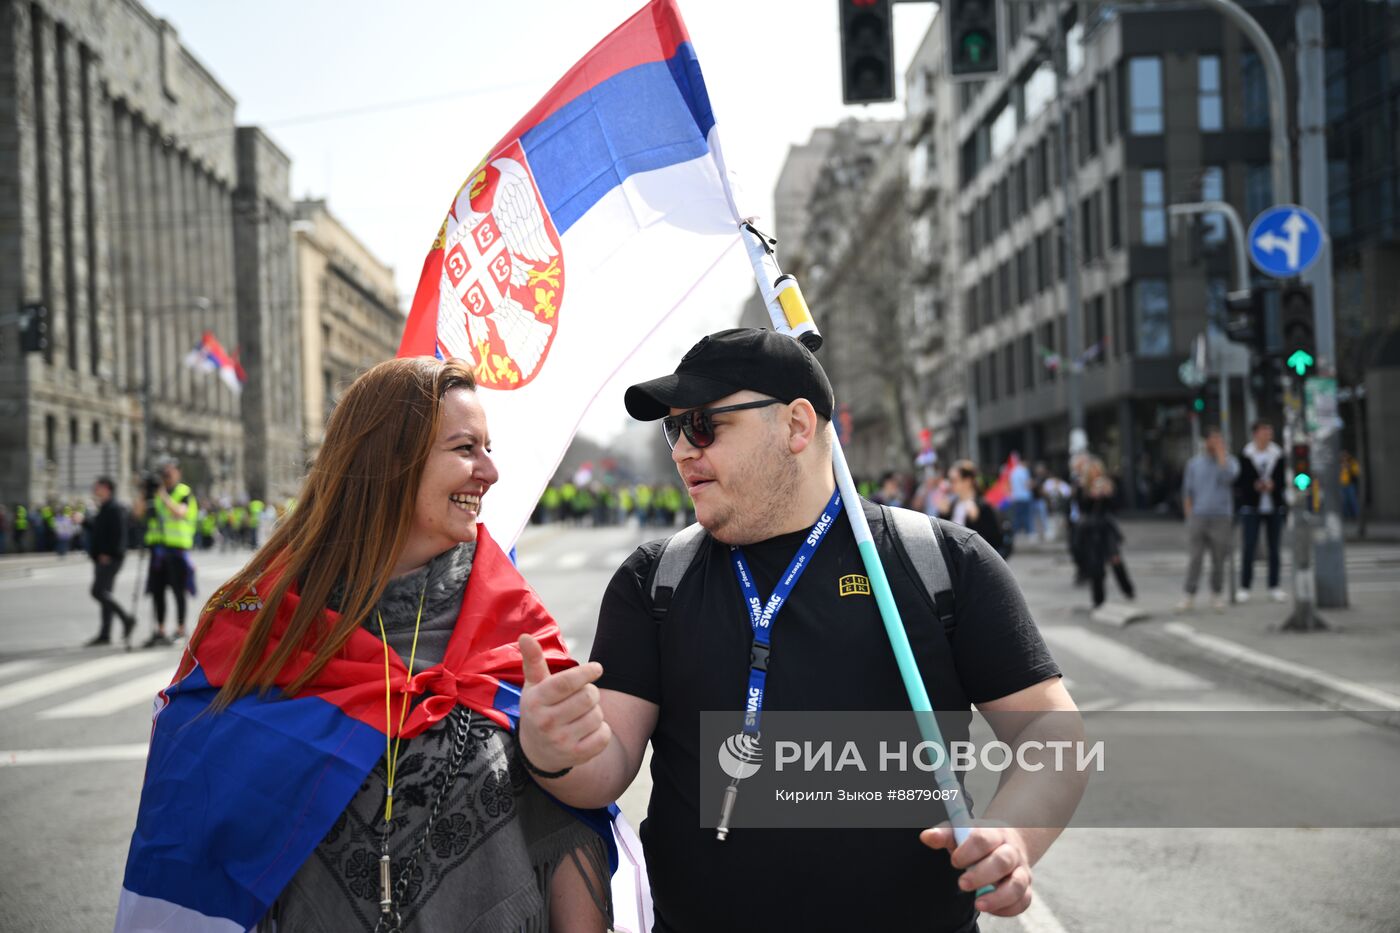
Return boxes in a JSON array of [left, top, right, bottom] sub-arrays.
[[1036, 140, 1050, 201], [1022, 334, 1036, 390], [1140, 169, 1166, 245], [1245, 164, 1272, 222], [1242, 51, 1268, 129], [1128, 57, 1163, 135], [1083, 85, 1100, 159], [999, 261, 1012, 315], [1108, 176, 1122, 249], [966, 286, 980, 331], [1041, 321, 1057, 380], [1205, 277, 1227, 330], [1135, 279, 1172, 357], [1329, 160, 1352, 237], [1004, 344, 1017, 397], [988, 352, 999, 402], [1201, 166, 1225, 245], [1198, 55, 1223, 131], [1105, 68, 1119, 142]]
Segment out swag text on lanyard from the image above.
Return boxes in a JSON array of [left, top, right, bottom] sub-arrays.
[[729, 488, 844, 735]]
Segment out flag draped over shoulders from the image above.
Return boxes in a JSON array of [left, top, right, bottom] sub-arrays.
[[115, 525, 579, 932], [398, 0, 745, 550]]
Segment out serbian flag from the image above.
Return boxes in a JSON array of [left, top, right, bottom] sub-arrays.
[[398, 0, 744, 549], [183, 331, 244, 395], [983, 454, 1017, 509], [115, 525, 650, 932]]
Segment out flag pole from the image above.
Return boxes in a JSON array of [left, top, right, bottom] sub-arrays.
[[737, 223, 988, 863]]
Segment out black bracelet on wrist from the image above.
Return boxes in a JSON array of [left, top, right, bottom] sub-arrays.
[[518, 740, 572, 779]]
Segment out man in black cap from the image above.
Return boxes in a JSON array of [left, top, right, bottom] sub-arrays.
[[516, 328, 1077, 932]]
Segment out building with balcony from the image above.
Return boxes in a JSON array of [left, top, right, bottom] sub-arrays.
[[949, 2, 1296, 508]]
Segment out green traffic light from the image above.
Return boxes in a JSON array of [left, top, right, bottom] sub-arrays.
[[961, 30, 990, 64], [1193, 397, 1205, 412], [1294, 473, 1312, 492], [1286, 349, 1315, 376]]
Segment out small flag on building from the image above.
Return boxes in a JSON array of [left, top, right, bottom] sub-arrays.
[[183, 330, 244, 394]]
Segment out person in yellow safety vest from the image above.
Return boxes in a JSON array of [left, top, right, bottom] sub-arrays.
[[40, 504, 55, 551], [200, 511, 217, 549], [635, 484, 653, 527], [541, 485, 561, 523], [248, 499, 265, 549], [618, 486, 634, 523], [141, 458, 197, 647], [12, 504, 28, 552], [231, 504, 247, 548]]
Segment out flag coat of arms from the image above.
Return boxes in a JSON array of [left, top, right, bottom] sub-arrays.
[[399, 0, 745, 548]]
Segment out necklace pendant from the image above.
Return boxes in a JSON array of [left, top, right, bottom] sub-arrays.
[[378, 850, 393, 914]]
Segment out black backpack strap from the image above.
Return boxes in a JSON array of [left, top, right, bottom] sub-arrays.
[[648, 522, 708, 621], [882, 505, 957, 632]]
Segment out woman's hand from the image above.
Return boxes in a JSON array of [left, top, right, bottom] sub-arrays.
[[517, 634, 611, 775]]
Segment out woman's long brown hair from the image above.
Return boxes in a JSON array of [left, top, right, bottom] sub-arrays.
[[191, 356, 478, 710]]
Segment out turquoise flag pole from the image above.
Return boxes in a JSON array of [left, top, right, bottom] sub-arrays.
[[737, 223, 990, 879]]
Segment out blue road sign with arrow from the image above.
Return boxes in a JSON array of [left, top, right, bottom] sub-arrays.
[[1248, 204, 1324, 278]]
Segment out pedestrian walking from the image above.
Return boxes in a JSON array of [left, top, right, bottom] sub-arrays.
[[1340, 449, 1361, 520], [1179, 427, 1240, 611], [1008, 454, 1034, 538], [133, 458, 198, 646], [522, 328, 1082, 930], [1074, 457, 1135, 608], [116, 357, 610, 933], [84, 476, 137, 648], [944, 458, 1006, 556], [1236, 421, 1287, 603]]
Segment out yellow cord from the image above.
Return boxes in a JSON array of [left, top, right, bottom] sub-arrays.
[[376, 580, 427, 824]]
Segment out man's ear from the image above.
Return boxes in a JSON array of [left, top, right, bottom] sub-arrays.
[[787, 399, 819, 455]]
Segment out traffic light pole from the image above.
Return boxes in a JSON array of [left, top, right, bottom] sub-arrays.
[[1295, 0, 1347, 609], [1282, 378, 1326, 631]]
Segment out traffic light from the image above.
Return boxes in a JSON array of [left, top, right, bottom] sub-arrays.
[[947, 0, 1003, 79], [1291, 442, 1312, 492], [1223, 290, 1264, 350], [839, 0, 895, 104], [1251, 355, 1284, 411], [20, 303, 48, 354], [1280, 282, 1315, 378]]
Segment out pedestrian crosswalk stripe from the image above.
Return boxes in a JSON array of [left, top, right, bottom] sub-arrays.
[[557, 552, 588, 570], [38, 666, 175, 720], [0, 651, 175, 712], [0, 743, 149, 767], [1040, 625, 1214, 691], [0, 659, 44, 683]]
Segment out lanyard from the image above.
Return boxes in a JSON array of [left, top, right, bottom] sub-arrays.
[[728, 488, 843, 735]]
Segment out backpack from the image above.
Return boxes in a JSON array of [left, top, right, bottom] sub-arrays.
[[646, 504, 957, 636]]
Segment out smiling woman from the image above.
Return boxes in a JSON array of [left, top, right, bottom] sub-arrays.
[[118, 357, 611, 933]]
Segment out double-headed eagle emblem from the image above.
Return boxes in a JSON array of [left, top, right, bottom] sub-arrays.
[[435, 145, 563, 389]]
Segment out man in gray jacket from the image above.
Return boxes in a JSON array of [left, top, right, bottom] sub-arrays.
[[1179, 427, 1240, 611]]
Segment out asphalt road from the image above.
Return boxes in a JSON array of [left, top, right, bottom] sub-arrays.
[[1, 526, 1397, 932]]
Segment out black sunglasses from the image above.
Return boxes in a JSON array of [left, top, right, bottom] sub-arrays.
[[661, 399, 784, 450]]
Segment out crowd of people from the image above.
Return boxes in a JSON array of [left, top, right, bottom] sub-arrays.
[[531, 481, 695, 528]]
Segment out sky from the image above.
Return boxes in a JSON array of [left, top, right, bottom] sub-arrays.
[[145, 0, 938, 440]]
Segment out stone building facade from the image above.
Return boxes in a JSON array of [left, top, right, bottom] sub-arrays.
[[0, 0, 299, 507], [293, 197, 402, 462]]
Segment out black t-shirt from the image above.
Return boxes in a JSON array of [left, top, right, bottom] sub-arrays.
[[591, 500, 1060, 933]]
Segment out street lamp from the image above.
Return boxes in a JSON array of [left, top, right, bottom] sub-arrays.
[[142, 296, 212, 471]]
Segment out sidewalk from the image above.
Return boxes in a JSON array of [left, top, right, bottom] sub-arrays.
[[1076, 518, 1400, 730]]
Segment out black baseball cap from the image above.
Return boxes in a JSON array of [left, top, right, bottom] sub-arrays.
[[624, 328, 835, 421]]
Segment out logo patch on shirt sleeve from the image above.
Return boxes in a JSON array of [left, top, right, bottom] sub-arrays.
[[839, 574, 871, 597]]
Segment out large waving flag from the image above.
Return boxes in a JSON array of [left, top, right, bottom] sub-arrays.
[[116, 525, 647, 932], [398, 0, 743, 548]]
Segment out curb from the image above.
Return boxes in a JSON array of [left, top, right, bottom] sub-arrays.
[[1159, 621, 1400, 730]]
